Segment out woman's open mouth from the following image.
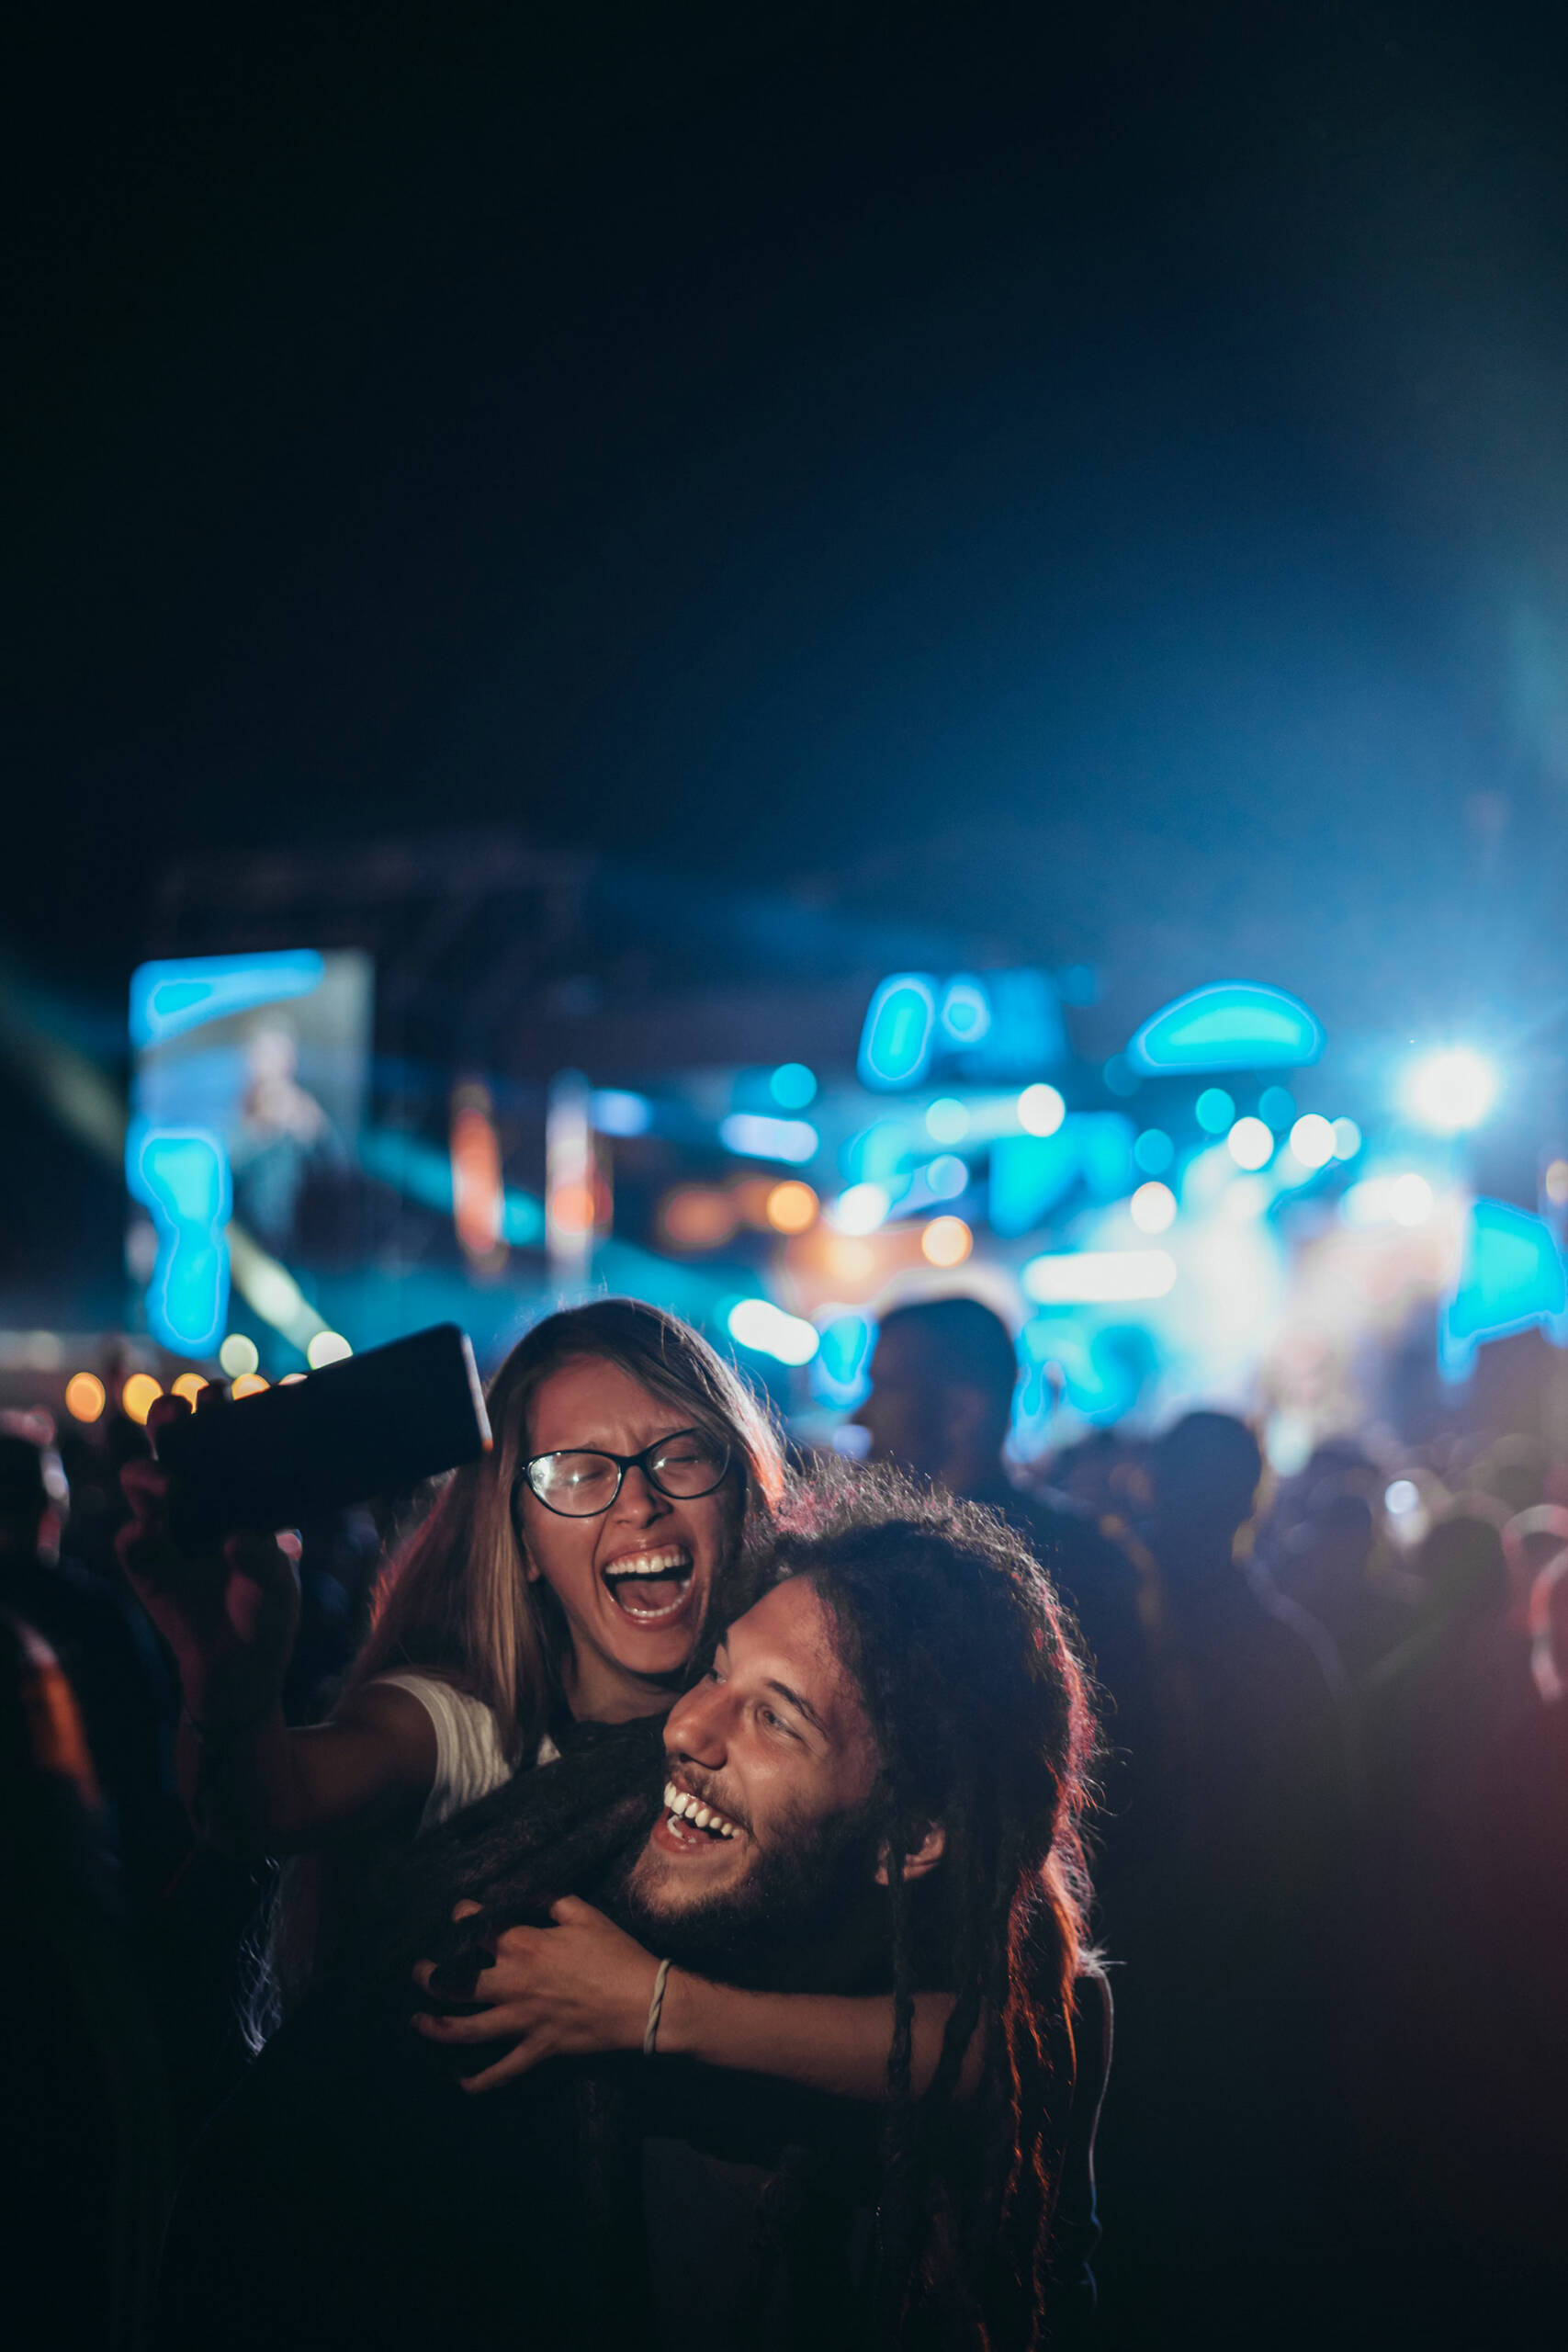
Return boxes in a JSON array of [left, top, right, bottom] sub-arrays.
[[600, 1544, 696, 1624]]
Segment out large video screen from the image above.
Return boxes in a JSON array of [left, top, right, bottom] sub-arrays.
[[127, 950, 372, 1356]]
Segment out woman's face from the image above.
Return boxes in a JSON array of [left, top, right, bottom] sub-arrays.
[[517, 1355, 739, 1720]]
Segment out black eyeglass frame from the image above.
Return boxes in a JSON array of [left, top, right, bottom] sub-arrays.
[[515, 1428, 733, 1519]]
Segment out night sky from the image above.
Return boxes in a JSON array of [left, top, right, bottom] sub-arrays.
[[8, 2, 1568, 1030]]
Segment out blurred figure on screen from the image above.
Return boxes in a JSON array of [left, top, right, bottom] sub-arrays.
[[230, 1021, 344, 1248]]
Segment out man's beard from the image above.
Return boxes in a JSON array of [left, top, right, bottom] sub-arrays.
[[593, 1791, 892, 1995]]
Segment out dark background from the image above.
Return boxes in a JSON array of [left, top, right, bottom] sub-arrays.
[[7, 0, 1568, 1305]]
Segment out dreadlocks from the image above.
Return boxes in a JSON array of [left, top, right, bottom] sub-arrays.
[[766, 1458, 1101, 2346]]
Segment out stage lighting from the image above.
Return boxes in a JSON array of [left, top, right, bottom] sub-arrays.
[[1226, 1116, 1274, 1171], [1195, 1088, 1235, 1136], [1403, 1047, 1498, 1135], [1133, 1127, 1174, 1175], [1017, 1083, 1066, 1136], [925, 1097, 970, 1145], [307, 1331, 352, 1369], [220, 1333, 259, 1378], [829, 1182, 892, 1235], [1022, 1250, 1177, 1305], [1289, 1114, 1335, 1170], [64, 1373, 105, 1422], [921, 1216, 973, 1267], [1130, 1181, 1176, 1234], [727, 1298, 819, 1366]]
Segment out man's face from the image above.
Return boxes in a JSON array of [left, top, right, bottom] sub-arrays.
[[625, 1578, 884, 1951], [852, 1325, 943, 1478]]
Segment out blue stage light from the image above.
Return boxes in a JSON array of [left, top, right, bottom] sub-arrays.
[[858, 975, 938, 1089], [1128, 981, 1325, 1074], [1258, 1086, 1296, 1128], [718, 1113, 819, 1164], [1403, 1047, 1499, 1135], [1441, 1198, 1568, 1375], [770, 1063, 818, 1111], [938, 975, 992, 1046], [590, 1089, 652, 1136], [1133, 1127, 1174, 1175], [1195, 1088, 1235, 1136], [812, 1312, 877, 1407], [130, 951, 325, 1048], [924, 1154, 969, 1200], [126, 1120, 231, 1354]]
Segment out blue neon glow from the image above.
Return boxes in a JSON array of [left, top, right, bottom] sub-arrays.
[[1195, 1088, 1236, 1136], [840, 1119, 916, 1191], [1440, 1199, 1568, 1377], [1258, 1085, 1296, 1128], [989, 1114, 1135, 1238], [770, 1063, 818, 1111], [1128, 981, 1325, 1074], [811, 1312, 877, 1408], [126, 1120, 231, 1354], [130, 951, 325, 1048], [590, 1089, 652, 1136], [938, 975, 992, 1046], [858, 975, 938, 1089], [718, 1113, 819, 1164], [1133, 1127, 1174, 1175], [357, 1129, 546, 1244]]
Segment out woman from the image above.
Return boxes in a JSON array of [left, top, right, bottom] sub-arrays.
[[118, 1298, 784, 2007]]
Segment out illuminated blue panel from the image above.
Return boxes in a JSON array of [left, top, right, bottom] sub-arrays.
[[1128, 981, 1325, 1074], [811, 1312, 877, 1408], [126, 1119, 231, 1354], [858, 975, 938, 1090], [990, 1133, 1080, 1237], [990, 1114, 1135, 1238], [130, 951, 325, 1048], [1440, 1198, 1568, 1378]]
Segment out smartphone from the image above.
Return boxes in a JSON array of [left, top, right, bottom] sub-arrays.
[[155, 1323, 492, 1540]]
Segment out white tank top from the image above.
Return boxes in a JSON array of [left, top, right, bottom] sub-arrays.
[[368, 1670, 559, 1832]]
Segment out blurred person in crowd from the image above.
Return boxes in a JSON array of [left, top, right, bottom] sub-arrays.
[[1258, 1463, 1413, 1690], [1095, 1408, 1357, 2335], [0, 1416, 179, 1910], [118, 1300, 784, 2030], [1048, 1426, 1147, 1524], [1357, 1504, 1562, 2322], [852, 1297, 1156, 1871], [0, 1605, 172, 2350], [155, 1467, 1105, 2352]]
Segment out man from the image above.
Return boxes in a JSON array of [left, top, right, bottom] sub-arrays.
[[854, 1297, 1156, 1882], [156, 1469, 1106, 2349]]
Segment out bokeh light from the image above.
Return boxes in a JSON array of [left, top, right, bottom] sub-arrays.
[[1290, 1113, 1336, 1169], [1195, 1088, 1235, 1136], [1133, 1127, 1174, 1175], [121, 1374, 163, 1424], [829, 1182, 892, 1235], [765, 1180, 818, 1234], [171, 1373, 206, 1405], [727, 1297, 819, 1364], [1130, 1180, 1177, 1234], [660, 1187, 739, 1250], [64, 1372, 105, 1422], [1547, 1159, 1568, 1207], [1017, 1083, 1066, 1136], [925, 1097, 970, 1145], [307, 1331, 353, 1369], [231, 1374, 270, 1398], [220, 1333, 260, 1378], [925, 1154, 968, 1200], [1258, 1085, 1296, 1128], [1332, 1117, 1362, 1159], [921, 1216, 973, 1267], [1226, 1115, 1274, 1170], [1403, 1046, 1498, 1135], [770, 1062, 818, 1111]]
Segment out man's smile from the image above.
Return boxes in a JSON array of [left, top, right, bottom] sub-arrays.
[[652, 1774, 750, 1855]]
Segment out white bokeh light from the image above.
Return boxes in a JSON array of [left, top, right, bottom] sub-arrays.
[[1129, 1180, 1177, 1234], [1403, 1047, 1498, 1135], [1289, 1113, 1336, 1170], [1226, 1115, 1274, 1171], [1017, 1083, 1066, 1137]]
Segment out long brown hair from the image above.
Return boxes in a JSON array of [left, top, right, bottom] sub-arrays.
[[346, 1298, 784, 1762]]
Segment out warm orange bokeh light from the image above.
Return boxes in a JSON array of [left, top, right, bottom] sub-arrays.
[[766, 1181, 818, 1235], [548, 1182, 600, 1238], [231, 1374, 270, 1399], [121, 1374, 163, 1425], [171, 1373, 206, 1406], [921, 1216, 973, 1268], [64, 1372, 106, 1423], [659, 1187, 739, 1250]]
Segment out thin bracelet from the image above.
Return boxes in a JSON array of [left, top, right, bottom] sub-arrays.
[[642, 1956, 673, 2056]]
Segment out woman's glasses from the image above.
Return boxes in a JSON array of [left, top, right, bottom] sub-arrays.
[[518, 1429, 731, 1519]]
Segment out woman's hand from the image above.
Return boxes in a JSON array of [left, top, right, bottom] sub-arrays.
[[118, 1390, 300, 1720], [412, 1896, 661, 2092]]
